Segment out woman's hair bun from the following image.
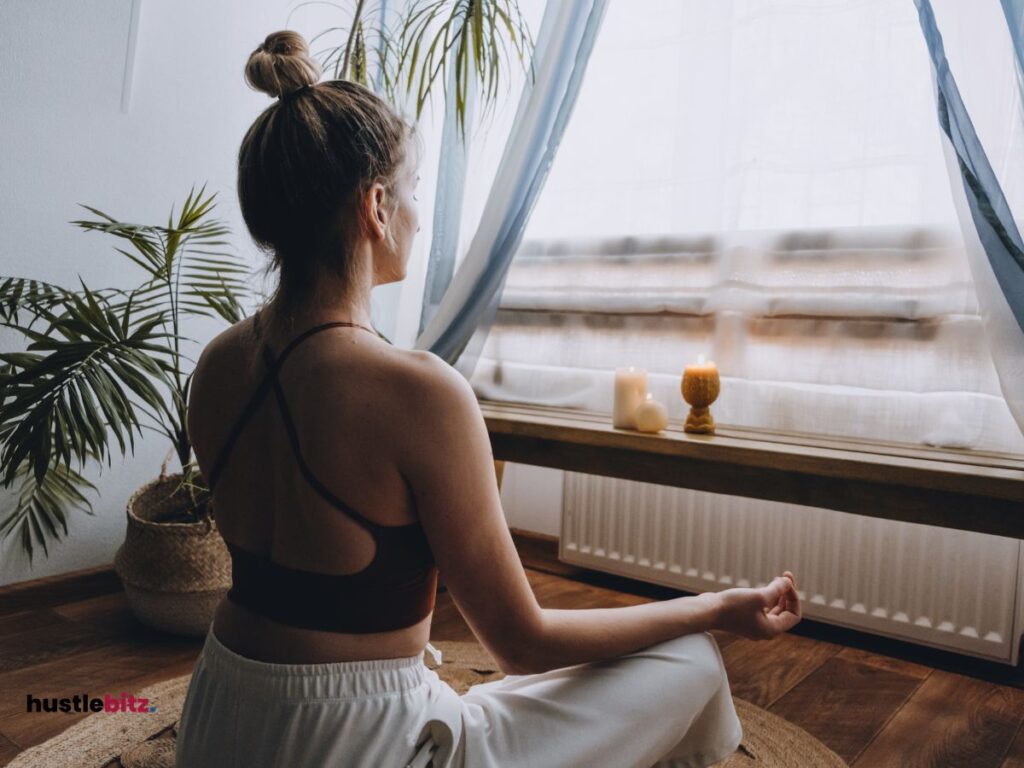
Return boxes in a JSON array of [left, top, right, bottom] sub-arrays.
[[245, 30, 322, 99]]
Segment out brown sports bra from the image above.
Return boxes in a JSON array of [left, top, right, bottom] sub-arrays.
[[204, 314, 439, 634]]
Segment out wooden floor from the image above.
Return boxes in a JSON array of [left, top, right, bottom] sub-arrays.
[[2, 565, 1024, 767]]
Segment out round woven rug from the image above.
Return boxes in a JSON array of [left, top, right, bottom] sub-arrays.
[[8, 640, 846, 768]]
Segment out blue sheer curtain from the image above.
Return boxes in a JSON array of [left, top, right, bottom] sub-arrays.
[[413, 0, 609, 377], [416, 59, 475, 338], [1002, 0, 1024, 74], [916, 0, 1024, 435]]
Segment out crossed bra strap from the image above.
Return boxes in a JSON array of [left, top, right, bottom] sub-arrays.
[[204, 312, 379, 530]]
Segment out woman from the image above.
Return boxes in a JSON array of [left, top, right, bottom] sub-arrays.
[[175, 29, 802, 768]]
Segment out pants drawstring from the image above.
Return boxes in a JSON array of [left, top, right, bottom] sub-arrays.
[[425, 642, 443, 667]]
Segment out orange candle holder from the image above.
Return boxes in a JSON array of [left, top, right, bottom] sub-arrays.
[[681, 360, 720, 434]]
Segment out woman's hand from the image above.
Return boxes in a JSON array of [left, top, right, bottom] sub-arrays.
[[710, 571, 801, 640]]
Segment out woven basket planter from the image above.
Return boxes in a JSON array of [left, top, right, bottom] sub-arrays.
[[113, 473, 231, 637]]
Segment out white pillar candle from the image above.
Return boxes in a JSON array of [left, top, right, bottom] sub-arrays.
[[635, 393, 669, 433], [613, 367, 647, 428]]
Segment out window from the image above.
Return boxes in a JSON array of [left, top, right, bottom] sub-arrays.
[[468, 0, 1024, 453]]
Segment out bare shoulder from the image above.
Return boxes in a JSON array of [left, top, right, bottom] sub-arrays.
[[381, 349, 489, 475], [361, 347, 483, 463], [193, 319, 257, 380], [187, 318, 259, 427], [386, 348, 479, 422]]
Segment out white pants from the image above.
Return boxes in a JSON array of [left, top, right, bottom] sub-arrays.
[[175, 627, 742, 768]]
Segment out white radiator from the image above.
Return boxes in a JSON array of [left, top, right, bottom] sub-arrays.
[[559, 472, 1024, 663]]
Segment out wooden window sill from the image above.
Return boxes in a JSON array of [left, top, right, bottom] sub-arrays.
[[479, 399, 1024, 540]]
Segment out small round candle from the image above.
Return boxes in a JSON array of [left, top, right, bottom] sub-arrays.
[[635, 393, 668, 433]]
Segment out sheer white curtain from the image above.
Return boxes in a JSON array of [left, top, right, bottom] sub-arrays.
[[920, 0, 1024, 435], [413, 0, 610, 374], [468, 0, 1024, 453]]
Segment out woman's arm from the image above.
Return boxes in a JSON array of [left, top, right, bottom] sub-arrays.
[[395, 352, 800, 675], [514, 573, 799, 674], [509, 596, 721, 674]]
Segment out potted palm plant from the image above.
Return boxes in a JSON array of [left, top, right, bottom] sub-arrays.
[[0, 186, 251, 635]]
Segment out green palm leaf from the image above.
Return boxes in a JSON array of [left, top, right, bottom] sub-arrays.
[[73, 186, 251, 325], [298, 0, 533, 137], [396, 0, 534, 136], [0, 283, 177, 486], [0, 463, 96, 565], [295, 0, 402, 98], [1, 186, 250, 562]]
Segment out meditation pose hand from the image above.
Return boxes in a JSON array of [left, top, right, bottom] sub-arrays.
[[711, 571, 802, 640]]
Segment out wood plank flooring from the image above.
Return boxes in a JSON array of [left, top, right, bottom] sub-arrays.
[[2, 565, 1023, 767]]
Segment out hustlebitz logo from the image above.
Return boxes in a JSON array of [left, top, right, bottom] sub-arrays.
[[26, 692, 157, 714]]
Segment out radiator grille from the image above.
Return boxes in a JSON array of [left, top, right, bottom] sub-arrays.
[[560, 472, 1021, 661]]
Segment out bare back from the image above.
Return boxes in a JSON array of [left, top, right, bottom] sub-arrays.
[[188, 314, 435, 663]]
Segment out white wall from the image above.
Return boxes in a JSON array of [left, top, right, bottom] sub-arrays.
[[0, 0, 447, 586]]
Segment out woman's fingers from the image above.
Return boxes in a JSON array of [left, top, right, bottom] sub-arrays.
[[760, 576, 792, 608], [737, 572, 801, 639], [785, 600, 800, 620], [782, 586, 795, 611], [761, 571, 802, 636], [768, 611, 800, 635], [780, 571, 800, 616]]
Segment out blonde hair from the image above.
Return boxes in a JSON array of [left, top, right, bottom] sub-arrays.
[[244, 30, 321, 98], [238, 30, 413, 312]]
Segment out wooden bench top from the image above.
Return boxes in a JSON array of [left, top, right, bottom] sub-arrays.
[[479, 399, 1024, 540]]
